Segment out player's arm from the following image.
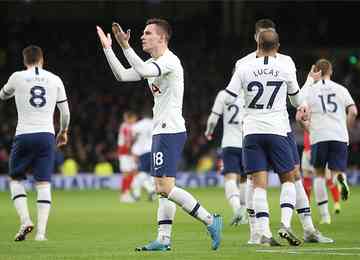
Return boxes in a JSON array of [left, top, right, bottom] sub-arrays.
[[346, 104, 357, 129], [204, 92, 224, 140], [56, 100, 70, 147], [0, 73, 17, 100], [224, 68, 243, 105], [97, 25, 141, 82]]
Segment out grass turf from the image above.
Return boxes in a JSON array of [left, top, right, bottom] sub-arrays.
[[0, 186, 360, 260]]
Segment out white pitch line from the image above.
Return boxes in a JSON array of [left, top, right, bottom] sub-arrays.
[[256, 247, 360, 256]]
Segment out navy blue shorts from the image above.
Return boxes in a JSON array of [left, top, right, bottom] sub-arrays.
[[243, 134, 295, 175], [9, 132, 55, 182], [221, 147, 245, 176], [151, 132, 187, 177], [138, 152, 151, 172], [287, 131, 300, 165], [311, 141, 348, 172]]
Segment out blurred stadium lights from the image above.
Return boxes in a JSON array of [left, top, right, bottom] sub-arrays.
[[349, 55, 358, 65]]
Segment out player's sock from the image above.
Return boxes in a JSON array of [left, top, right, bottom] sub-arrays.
[[246, 178, 257, 236], [314, 177, 330, 221], [131, 172, 148, 199], [10, 180, 32, 225], [239, 181, 247, 208], [224, 179, 240, 214], [121, 174, 134, 193], [143, 175, 155, 195], [280, 182, 296, 228], [156, 197, 176, 245], [36, 183, 51, 237], [294, 179, 315, 232], [254, 187, 272, 238], [303, 176, 312, 200], [326, 178, 340, 203], [168, 186, 213, 225]]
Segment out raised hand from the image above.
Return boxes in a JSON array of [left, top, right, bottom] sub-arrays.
[[112, 22, 131, 49], [96, 25, 112, 49], [308, 65, 322, 82]]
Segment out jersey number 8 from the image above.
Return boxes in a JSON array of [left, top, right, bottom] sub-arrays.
[[29, 86, 46, 108]]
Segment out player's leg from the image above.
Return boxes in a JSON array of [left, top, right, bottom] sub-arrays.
[[33, 133, 56, 241], [8, 135, 34, 241], [328, 141, 349, 201], [140, 152, 156, 200], [311, 142, 331, 224], [302, 150, 314, 200], [325, 168, 340, 213], [238, 175, 248, 224], [222, 147, 245, 225], [136, 133, 222, 251], [243, 134, 280, 246], [245, 176, 259, 244], [119, 156, 136, 203], [269, 134, 300, 246]]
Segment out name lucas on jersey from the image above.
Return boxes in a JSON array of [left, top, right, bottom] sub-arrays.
[[252, 68, 279, 78]]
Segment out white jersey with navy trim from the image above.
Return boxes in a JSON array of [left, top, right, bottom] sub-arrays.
[[131, 117, 153, 156], [211, 90, 244, 148], [2, 67, 67, 136], [145, 49, 186, 135], [226, 55, 300, 137], [301, 79, 355, 144], [235, 51, 297, 133]]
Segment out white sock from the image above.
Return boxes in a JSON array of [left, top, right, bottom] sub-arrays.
[[131, 172, 148, 199], [246, 178, 257, 235], [224, 179, 240, 214], [36, 183, 51, 237], [314, 177, 330, 219], [157, 197, 176, 245], [294, 179, 315, 232], [254, 187, 272, 238], [10, 181, 32, 226], [239, 181, 247, 207], [168, 186, 213, 225], [280, 182, 296, 228]]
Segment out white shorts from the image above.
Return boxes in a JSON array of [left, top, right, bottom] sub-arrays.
[[119, 155, 137, 173], [301, 150, 314, 172]]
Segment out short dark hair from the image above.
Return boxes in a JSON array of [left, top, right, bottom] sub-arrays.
[[255, 19, 276, 33], [258, 30, 279, 52], [22, 45, 43, 65], [315, 59, 332, 76], [146, 18, 172, 42]]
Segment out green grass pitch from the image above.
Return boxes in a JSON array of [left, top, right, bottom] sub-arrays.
[[1, 187, 360, 260]]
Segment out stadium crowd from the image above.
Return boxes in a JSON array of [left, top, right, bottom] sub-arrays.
[[0, 19, 360, 174]]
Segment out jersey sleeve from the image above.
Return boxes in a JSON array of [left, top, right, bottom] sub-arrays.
[[151, 55, 176, 76], [225, 68, 243, 96], [56, 77, 68, 103], [285, 69, 300, 96], [0, 72, 18, 99], [211, 91, 225, 116], [343, 88, 355, 108]]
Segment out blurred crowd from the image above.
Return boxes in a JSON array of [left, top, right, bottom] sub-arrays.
[[1, 19, 360, 174]]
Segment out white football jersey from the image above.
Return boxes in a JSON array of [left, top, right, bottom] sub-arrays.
[[211, 90, 244, 148], [145, 49, 186, 135], [301, 79, 355, 144], [227, 55, 300, 137], [131, 117, 153, 156], [235, 51, 297, 133], [2, 67, 67, 136]]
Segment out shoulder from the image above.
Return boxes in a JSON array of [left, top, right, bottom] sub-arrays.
[[278, 53, 296, 67], [235, 51, 256, 68]]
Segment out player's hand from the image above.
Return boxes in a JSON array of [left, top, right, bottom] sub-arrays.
[[112, 22, 131, 49], [96, 26, 112, 49], [307, 65, 321, 82], [56, 130, 68, 147]]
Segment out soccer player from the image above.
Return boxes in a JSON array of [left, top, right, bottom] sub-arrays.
[[226, 29, 306, 246], [118, 111, 138, 203], [0, 45, 70, 241], [97, 18, 222, 251], [297, 59, 358, 224], [204, 90, 248, 225], [130, 113, 156, 201], [238, 19, 332, 244]]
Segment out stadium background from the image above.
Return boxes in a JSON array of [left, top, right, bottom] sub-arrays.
[[0, 0, 359, 180]]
